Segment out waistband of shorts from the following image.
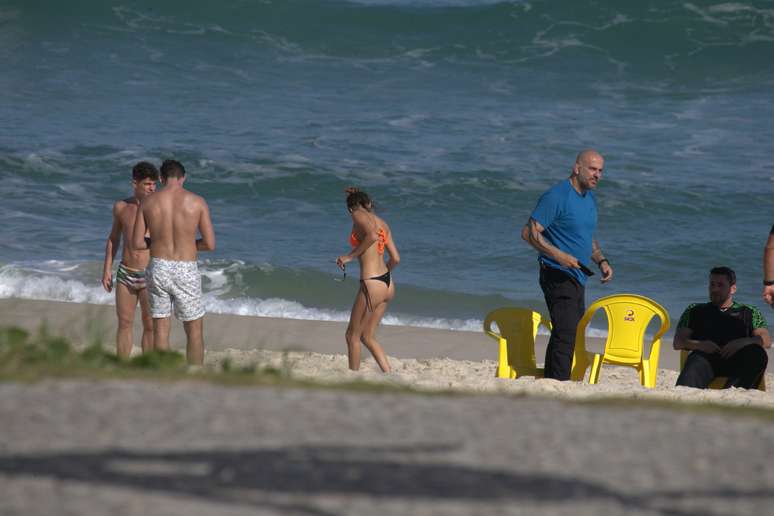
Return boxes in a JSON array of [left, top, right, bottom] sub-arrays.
[[118, 262, 146, 274], [149, 257, 198, 265]]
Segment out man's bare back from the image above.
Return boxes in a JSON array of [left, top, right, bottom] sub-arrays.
[[139, 188, 214, 261], [130, 159, 214, 366]]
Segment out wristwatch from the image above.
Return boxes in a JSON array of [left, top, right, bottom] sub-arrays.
[[764, 280, 774, 286]]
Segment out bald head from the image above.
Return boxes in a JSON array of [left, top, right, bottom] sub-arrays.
[[571, 149, 604, 192], [576, 149, 603, 166]]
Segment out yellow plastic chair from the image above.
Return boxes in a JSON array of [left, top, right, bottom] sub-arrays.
[[483, 308, 551, 379], [679, 350, 766, 391], [570, 294, 670, 388]]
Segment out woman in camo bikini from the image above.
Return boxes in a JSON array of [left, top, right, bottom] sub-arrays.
[[336, 187, 400, 372]]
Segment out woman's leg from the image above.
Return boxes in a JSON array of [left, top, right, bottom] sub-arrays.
[[345, 285, 370, 370], [360, 302, 391, 372], [359, 279, 393, 373]]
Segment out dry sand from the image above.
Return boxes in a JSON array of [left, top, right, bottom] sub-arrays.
[[3, 379, 774, 516], [2, 298, 774, 409], [3, 298, 774, 515]]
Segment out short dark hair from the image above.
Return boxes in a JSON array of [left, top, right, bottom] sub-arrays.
[[710, 266, 736, 285], [132, 161, 159, 182], [160, 159, 186, 180]]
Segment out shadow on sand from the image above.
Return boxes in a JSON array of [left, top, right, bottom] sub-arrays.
[[0, 444, 771, 515]]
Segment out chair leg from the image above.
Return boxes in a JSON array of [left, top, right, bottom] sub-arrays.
[[497, 338, 510, 379], [641, 361, 654, 388], [589, 354, 602, 384]]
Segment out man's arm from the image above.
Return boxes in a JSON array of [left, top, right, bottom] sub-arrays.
[[521, 218, 579, 269], [592, 239, 613, 283], [724, 328, 770, 350], [720, 327, 771, 359], [763, 227, 774, 306], [131, 203, 149, 251], [673, 326, 720, 354], [101, 203, 122, 293], [755, 327, 771, 348], [196, 200, 216, 252]]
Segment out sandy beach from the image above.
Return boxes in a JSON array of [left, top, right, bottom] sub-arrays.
[[2, 298, 774, 409], [3, 298, 774, 515], [2, 379, 774, 515]]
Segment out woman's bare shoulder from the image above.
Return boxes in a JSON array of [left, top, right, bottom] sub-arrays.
[[375, 214, 391, 232]]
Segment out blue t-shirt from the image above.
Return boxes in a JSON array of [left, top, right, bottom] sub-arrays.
[[530, 179, 597, 285]]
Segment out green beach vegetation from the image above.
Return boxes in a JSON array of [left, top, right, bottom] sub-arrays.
[[0, 325, 258, 384], [0, 325, 416, 393]]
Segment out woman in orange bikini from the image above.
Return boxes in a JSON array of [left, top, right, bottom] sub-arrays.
[[336, 187, 400, 372]]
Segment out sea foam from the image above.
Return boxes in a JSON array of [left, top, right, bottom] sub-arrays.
[[0, 263, 489, 333], [0, 262, 614, 337]]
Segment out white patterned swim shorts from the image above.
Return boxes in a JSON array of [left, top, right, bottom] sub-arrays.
[[146, 258, 205, 321]]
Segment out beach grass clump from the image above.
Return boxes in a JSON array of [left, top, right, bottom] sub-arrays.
[[0, 326, 81, 370], [0, 325, 428, 394], [0, 326, 201, 380], [0, 325, 315, 386]]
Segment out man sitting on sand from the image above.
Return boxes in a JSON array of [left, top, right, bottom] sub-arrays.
[[675, 266, 770, 389], [131, 159, 215, 365], [101, 161, 158, 359]]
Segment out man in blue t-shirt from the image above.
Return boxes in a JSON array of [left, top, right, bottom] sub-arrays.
[[521, 149, 614, 380]]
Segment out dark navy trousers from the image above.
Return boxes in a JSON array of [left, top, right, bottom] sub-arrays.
[[540, 265, 585, 381], [677, 345, 768, 389]]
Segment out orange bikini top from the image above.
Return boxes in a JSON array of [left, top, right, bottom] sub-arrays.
[[350, 227, 390, 255]]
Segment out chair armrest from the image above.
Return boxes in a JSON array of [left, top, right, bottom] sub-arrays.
[[484, 330, 502, 341]]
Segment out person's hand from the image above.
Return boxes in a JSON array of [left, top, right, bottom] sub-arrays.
[[556, 253, 580, 269], [719, 339, 747, 359], [763, 285, 774, 307], [101, 271, 113, 293], [599, 261, 613, 283], [694, 340, 720, 354], [336, 254, 353, 270]]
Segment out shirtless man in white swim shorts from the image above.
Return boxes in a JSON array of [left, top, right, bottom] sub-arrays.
[[132, 159, 215, 365], [101, 161, 158, 359]]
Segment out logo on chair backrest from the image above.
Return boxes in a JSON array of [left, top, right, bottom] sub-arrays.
[[624, 309, 635, 322]]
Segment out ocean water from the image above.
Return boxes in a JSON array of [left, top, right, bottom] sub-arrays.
[[1, 0, 774, 336]]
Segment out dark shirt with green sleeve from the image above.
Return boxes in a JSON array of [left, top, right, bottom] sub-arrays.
[[677, 302, 767, 347]]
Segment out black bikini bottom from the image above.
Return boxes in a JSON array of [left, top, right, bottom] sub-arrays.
[[368, 271, 391, 287], [360, 271, 391, 311]]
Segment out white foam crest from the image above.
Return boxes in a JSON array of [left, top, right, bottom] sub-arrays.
[[23, 153, 67, 175], [203, 295, 485, 332], [403, 47, 440, 59], [56, 183, 88, 196], [351, 0, 513, 6], [0, 264, 611, 337], [0, 263, 486, 332], [252, 30, 303, 54], [683, 3, 729, 25], [387, 114, 428, 128], [0, 267, 112, 305], [708, 2, 774, 19]]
